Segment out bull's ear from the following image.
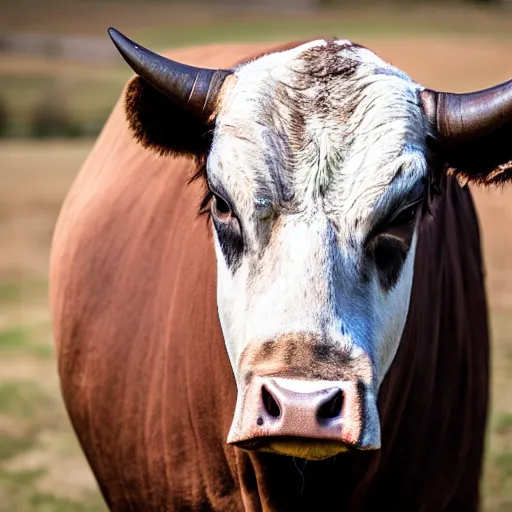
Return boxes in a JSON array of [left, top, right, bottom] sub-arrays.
[[442, 121, 512, 187], [124, 75, 212, 158], [421, 81, 512, 187], [108, 27, 232, 159]]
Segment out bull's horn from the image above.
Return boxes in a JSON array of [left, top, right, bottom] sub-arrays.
[[421, 79, 512, 146], [108, 27, 232, 121]]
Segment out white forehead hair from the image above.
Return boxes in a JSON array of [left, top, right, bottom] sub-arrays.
[[212, 39, 429, 241], [223, 37, 424, 122]]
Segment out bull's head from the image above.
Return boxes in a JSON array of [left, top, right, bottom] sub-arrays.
[[109, 29, 512, 460]]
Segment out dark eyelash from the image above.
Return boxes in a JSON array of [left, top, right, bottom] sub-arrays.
[[387, 197, 423, 225], [365, 195, 424, 246], [199, 188, 213, 216], [199, 177, 226, 217]]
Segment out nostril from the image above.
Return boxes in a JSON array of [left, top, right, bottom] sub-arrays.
[[261, 386, 281, 418], [317, 390, 344, 421]]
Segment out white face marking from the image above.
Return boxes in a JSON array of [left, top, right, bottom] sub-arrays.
[[208, 40, 429, 391]]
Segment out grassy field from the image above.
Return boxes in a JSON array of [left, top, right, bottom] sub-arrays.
[[1, 1, 512, 510]]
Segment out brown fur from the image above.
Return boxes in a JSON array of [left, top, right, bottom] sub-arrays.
[[50, 40, 499, 511]]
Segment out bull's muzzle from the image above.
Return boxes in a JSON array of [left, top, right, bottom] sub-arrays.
[[227, 375, 381, 460]]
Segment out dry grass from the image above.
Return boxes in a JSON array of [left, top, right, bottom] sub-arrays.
[[0, 139, 108, 511]]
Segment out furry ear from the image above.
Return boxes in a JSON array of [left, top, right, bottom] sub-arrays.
[[443, 122, 512, 187], [124, 76, 212, 159]]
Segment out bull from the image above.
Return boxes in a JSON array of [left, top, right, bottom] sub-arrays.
[[49, 29, 512, 510]]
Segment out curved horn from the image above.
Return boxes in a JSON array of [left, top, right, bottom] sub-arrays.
[[421, 79, 512, 146], [108, 27, 232, 120]]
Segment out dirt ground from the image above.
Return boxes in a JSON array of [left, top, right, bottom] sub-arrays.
[[1, 16, 512, 512]]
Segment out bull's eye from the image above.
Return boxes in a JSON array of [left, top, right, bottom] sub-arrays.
[[212, 193, 232, 218], [389, 204, 417, 227], [209, 190, 243, 269], [381, 201, 421, 239], [367, 200, 422, 291]]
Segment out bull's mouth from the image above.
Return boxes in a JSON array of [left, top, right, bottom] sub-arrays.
[[233, 436, 350, 461]]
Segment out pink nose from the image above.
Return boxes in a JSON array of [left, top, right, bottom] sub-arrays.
[[259, 380, 344, 427], [227, 375, 380, 454]]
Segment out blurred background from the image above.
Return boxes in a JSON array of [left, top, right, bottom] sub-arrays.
[[0, 0, 512, 510]]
